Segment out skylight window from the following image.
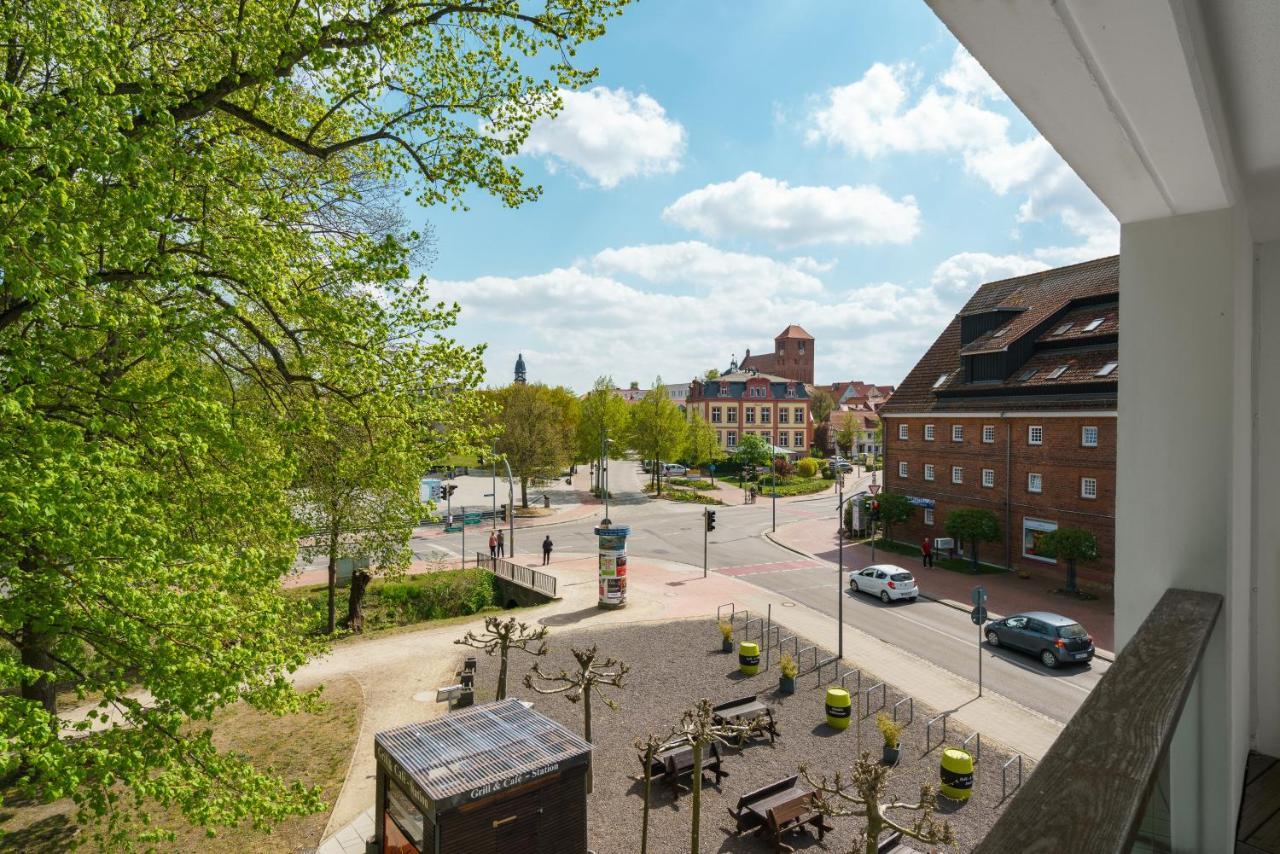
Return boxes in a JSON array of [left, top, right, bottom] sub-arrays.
[[1053, 322, 1073, 335], [1019, 368, 1037, 381], [1047, 365, 1069, 380], [992, 327, 1007, 338], [1084, 317, 1105, 332], [1097, 361, 1118, 377], [932, 373, 949, 389]]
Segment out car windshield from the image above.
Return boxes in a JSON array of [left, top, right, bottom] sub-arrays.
[[1057, 623, 1089, 639], [890, 572, 913, 582]]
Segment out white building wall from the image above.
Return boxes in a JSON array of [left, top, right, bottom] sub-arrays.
[[1254, 239, 1280, 757], [1118, 208, 1255, 851]]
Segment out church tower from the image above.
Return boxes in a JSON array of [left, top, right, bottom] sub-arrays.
[[773, 325, 814, 384], [514, 353, 527, 384]]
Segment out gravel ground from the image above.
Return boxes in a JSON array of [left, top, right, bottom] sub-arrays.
[[464, 617, 1030, 854]]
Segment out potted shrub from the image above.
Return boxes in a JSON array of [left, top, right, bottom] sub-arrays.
[[718, 620, 734, 653], [876, 712, 903, 766], [778, 652, 798, 694]]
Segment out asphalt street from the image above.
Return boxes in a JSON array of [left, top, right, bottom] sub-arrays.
[[412, 460, 1108, 724]]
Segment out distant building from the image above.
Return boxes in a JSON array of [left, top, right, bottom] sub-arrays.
[[738, 325, 815, 384], [828, 407, 882, 457], [614, 381, 648, 403], [514, 353, 527, 384], [686, 370, 813, 454], [880, 255, 1118, 585]]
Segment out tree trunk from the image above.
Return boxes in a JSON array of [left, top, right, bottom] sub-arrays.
[[19, 622, 57, 717], [326, 523, 340, 635], [584, 689, 594, 793], [971, 540, 980, 573], [1066, 558, 1078, 593], [690, 740, 703, 853], [520, 476, 528, 508], [865, 809, 883, 854], [640, 756, 653, 854], [497, 645, 509, 701], [346, 570, 371, 633]]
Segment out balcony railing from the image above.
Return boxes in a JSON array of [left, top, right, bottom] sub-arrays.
[[974, 588, 1222, 853]]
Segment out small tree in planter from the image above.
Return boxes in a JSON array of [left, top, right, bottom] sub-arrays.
[[1035, 527, 1099, 595], [718, 620, 734, 652], [944, 508, 1001, 573], [875, 712, 903, 765], [525, 644, 628, 792], [634, 730, 676, 854], [800, 752, 956, 854], [778, 652, 798, 694], [875, 492, 913, 543], [668, 699, 767, 854], [455, 616, 549, 701]]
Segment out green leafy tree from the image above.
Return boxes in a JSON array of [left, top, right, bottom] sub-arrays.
[[1036, 527, 1100, 594], [0, 0, 628, 845], [836, 416, 862, 458], [704, 368, 721, 380], [733, 433, 774, 473], [944, 508, 1002, 572], [577, 376, 630, 492], [683, 411, 723, 477], [876, 493, 914, 544], [810, 388, 836, 426], [628, 378, 687, 494], [491, 383, 578, 508]]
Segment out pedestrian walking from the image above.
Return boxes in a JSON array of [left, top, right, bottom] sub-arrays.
[[921, 536, 934, 567], [496, 529, 505, 558], [542, 535, 553, 566], [488, 530, 497, 559]]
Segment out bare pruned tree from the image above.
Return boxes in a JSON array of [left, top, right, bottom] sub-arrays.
[[455, 616, 549, 701]]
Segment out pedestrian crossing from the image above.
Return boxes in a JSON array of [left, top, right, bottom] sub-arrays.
[[717, 558, 823, 577]]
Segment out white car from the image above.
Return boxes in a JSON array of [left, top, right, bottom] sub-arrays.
[[661, 463, 688, 476], [848, 564, 919, 603]]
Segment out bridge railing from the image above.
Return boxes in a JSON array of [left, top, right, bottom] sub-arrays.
[[474, 553, 558, 598]]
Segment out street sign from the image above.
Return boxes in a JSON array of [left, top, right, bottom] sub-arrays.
[[709, 463, 716, 472], [463, 513, 482, 525], [868, 483, 881, 495], [971, 585, 987, 606], [970, 606, 988, 625]]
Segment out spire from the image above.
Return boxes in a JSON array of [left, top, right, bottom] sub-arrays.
[[514, 353, 527, 384]]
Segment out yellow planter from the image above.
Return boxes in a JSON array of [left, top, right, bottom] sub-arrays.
[[940, 747, 974, 801], [738, 641, 760, 675], [825, 688, 851, 730]]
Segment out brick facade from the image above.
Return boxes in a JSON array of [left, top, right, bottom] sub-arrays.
[[884, 414, 1116, 584]]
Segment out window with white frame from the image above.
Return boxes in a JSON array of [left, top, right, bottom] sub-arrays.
[[1081, 477, 1098, 499], [951, 466, 963, 484], [952, 424, 963, 442], [1097, 361, 1118, 377], [1028, 472, 1043, 493], [779, 409, 790, 424], [793, 431, 804, 448], [711, 407, 721, 423], [745, 407, 756, 424], [793, 407, 804, 423], [749, 386, 766, 398], [1023, 517, 1058, 562], [898, 461, 908, 478], [982, 468, 995, 488], [726, 408, 737, 423], [1084, 317, 1105, 332], [898, 423, 908, 440], [726, 431, 737, 448], [1082, 425, 1098, 447], [1028, 425, 1043, 445], [924, 508, 934, 526], [778, 432, 788, 447], [761, 408, 771, 424], [924, 464, 935, 481], [982, 425, 995, 443], [924, 424, 935, 441]]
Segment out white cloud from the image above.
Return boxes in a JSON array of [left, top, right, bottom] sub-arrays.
[[806, 47, 1118, 260], [931, 252, 1050, 293], [431, 242, 964, 391], [521, 87, 686, 188], [662, 172, 920, 248]]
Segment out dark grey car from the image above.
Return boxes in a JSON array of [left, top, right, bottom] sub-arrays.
[[984, 611, 1095, 668]]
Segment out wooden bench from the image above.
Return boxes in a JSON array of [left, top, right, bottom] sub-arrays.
[[712, 695, 779, 745], [765, 795, 833, 854], [661, 741, 726, 794]]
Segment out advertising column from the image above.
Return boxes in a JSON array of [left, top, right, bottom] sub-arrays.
[[594, 522, 630, 609]]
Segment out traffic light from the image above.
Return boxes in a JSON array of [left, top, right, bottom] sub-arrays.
[[443, 484, 457, 499], [870, 500, 881, 521], [705, 509, 717, 532]]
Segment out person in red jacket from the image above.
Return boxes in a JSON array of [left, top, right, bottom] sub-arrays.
[[921, 536, 934, 567]]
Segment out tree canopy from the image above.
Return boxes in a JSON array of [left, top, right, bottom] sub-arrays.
[[683, 411, 723, 471], [733, 434, 773, 470], [490, 382, 578, 507], [628, 379, 686, 493], [0, 0, 628, 845], [944, 508, 1002, 572], [1035, 527, 1100, 593]]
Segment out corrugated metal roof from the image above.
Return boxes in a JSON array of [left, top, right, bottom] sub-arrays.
[[376, 699, 591, 812]]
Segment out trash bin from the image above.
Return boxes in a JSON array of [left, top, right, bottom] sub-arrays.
[[543, 493, 551, 509], [738, 641, 760, 675], [940, 747, 974, 801], [825, 688, 851, 730]]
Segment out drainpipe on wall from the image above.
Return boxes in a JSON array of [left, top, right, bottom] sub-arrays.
[[1005, 416, 1013, 570]]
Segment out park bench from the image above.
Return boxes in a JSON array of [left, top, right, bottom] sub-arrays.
[[644, 742, 726, 794], [728, 774, 831, 852], [765, 796, 832, 854], [712, 695, 779, 744]]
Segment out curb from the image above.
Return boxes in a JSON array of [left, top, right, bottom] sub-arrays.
[[762, 530, 1117, 663]]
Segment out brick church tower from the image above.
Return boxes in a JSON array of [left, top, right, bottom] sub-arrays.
[[772, 325, 814, 384]]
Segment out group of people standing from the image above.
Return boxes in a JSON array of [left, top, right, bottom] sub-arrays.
[[487, 528, 555, 566]]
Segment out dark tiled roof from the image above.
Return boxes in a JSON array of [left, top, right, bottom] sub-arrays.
[[882, 256, 1119, 415], [689, 371, 809, 402], [740, 352, 777, 373]]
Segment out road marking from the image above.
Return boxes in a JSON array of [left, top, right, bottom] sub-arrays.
[[716, 559, 822, 577]]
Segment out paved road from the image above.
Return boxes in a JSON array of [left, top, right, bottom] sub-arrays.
[[361, 459, 1109, 724]]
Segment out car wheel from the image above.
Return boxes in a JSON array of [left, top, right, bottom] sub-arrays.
[[850, 580, 859, 593], [1040, 650, 1059, 669], [880, 590, 890, 603], [986, 631, 1000, 647]]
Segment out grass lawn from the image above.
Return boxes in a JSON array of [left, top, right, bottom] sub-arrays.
[[0, 676, 362, 853], [666, 477, 716, 490], [288, 568, 499, 635]]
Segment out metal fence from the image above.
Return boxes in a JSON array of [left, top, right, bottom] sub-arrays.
[[475, 554, 558, 598]]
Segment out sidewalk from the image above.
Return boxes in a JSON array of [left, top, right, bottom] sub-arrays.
[[767, 516, 1117, 654], [311, 547, 1065, 852]]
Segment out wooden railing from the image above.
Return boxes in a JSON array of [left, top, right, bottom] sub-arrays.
[[974, 588, 1221, 853], [475, 553, 558, 598]]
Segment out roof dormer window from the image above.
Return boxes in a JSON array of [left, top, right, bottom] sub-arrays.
[[718, 383, 731, 397], [932, 373, 949, 389], [992, 327, 1007, 338], [1053, 322, 1073, 335], [1019, 368, 1037, 382], [785, 384, 796, 398], [1047, 365, 1069, 379], [1096, 361, 1118, 377], [1084, 317, 1105, 332]]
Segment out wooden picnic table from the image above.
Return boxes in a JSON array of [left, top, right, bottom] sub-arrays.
[[638, 743, 727, 795], [712, 695, 779, 744], [729, 775, 832, 853]]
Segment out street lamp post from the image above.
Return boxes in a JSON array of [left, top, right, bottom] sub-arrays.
[[837, 478, 845, 659]]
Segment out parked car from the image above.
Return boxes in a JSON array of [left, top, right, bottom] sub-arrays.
[[830, 459, 854, 472], [660, 463, 687, 476], [848, 564, 918, 603], [984, 611, 1094, 668]]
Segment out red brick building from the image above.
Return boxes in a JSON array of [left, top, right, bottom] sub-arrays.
[[687, 371, 813, 454], [880, 256, 1118, 586], [739, 325, 815, 385]]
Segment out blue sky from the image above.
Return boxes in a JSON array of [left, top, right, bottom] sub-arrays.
[[419, 1, 1117, 393]]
